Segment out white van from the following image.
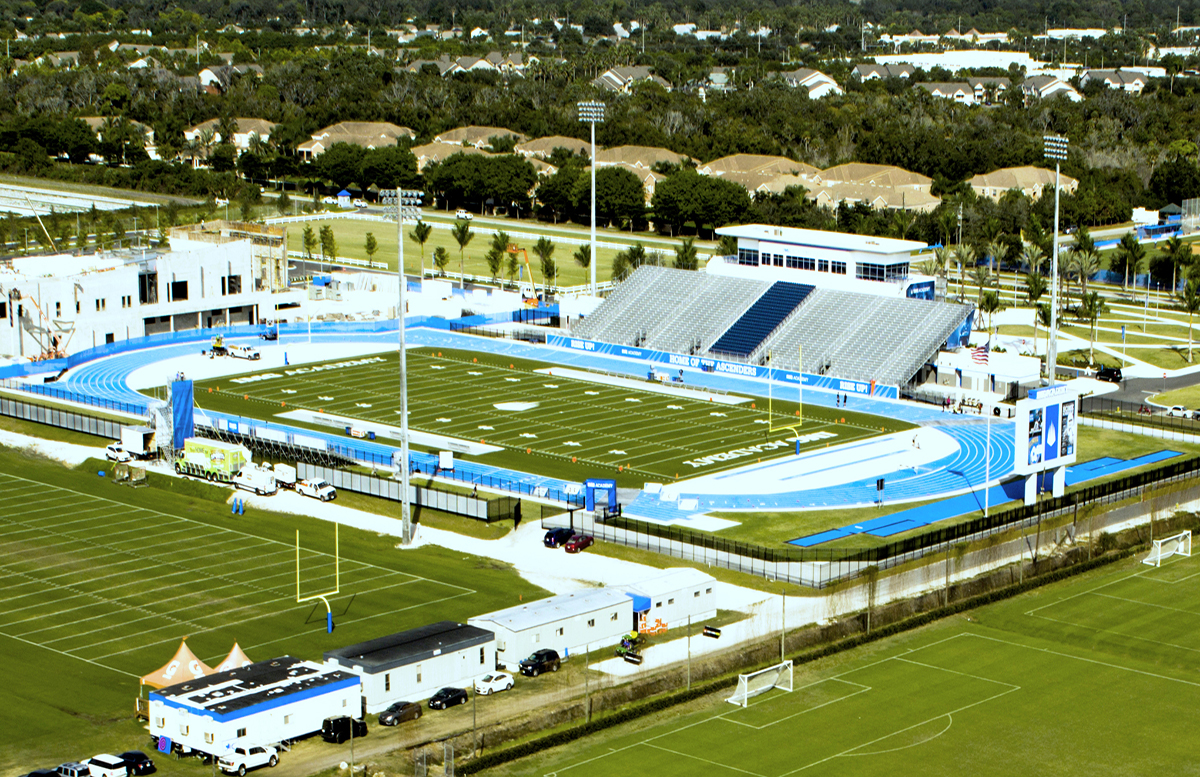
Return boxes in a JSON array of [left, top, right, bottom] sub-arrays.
[[228, 344, 261, 361], [233, 464, 278, 496], [87, 755, 127, 777]]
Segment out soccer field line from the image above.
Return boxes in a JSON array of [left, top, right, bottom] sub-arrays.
[[966, 631, 1200, 689], [1025, 610, 1200, 657], [891, 656, 1021, 691], [1132, 554, 1200, 584], [1022, 564, 1139, 617], [1089, 590, 1200, 618], [717, 678, 874, 731], [641, 742, 767, 776]]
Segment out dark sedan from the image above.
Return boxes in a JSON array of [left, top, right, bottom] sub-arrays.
[[564, 534, 594, 553], [378, 700, 422, 726], [428, 687, 469, 709]]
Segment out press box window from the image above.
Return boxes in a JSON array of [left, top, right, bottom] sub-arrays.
[[169, 280, 188, 301], [237, 727, 246, 738]]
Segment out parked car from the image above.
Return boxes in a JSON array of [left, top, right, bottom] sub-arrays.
[[56, 764, 90, 777], [85, 756, 126, 777], [428, 687, 469, 709], [543, 527, 574, 548], [564, 534, 594, 553], [322, 196, 338, 205], [227, 344, 261, 360], [217, 746, 277, 776], [378, 700, 422, 726], [1168, 405, 1190, 418], [117, 752, 155, 776], [454, 209, 473, 221], [320, 716, 367, 744], [474, 672, 514, 695], [519, 648, 561, 677], [1096, 366, 1123, 383], [105, 443, 132, 462], [297, 479, 337, 501], [352, 199, 368, 208], [260, 329, 278, 341]]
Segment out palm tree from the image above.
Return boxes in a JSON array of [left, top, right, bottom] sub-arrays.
[[979, 289, 1005, 333], [970, 265, 992, 303], [533, 237, 556, 294], [1070, 244, 1102, 298], [674, 237, 698, 270], [484, 247, 504, 283], [409, 221, 432, 277], [1021, 242, 1046, 276], [1114, 231, 1147, 291], [985, 239, 1005, 275], [451, 221, 474, 289], [433, 246, 450, 276], [573, 244, 590, 268], [1025, 272, 1048, 352], [953, 244, 975, 300], [1077, 291, 1109, 365], [1162, 235, 1192, 293], [1180, 278, 1200, 363]]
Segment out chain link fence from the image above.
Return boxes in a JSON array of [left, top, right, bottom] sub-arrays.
[[1082, 395, 1200, 439]]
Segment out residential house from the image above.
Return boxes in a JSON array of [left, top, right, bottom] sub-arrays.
[[184, 118, 278, 155], [198, 64, 264, 92], [128, 56, 162, 70], [705, 67, 736, 93], [297, 122, 416, 161], [483, 51, 532, 75], [880, 29, 941, 47], [433, 126, 527, 149], [449, 55, 498, 74], [593, 65, 673, 93], [405, 56, 460, 77], [969, 166, 1079, 200], [916, 82, 975, 104], [409, 142, 493, 173], [594, 145, 698, 171], [81, 116, 159, 160], [36, 51, 81, 69], [944, 28, 1009, 45], [808, 181, 941, 212], [698, 154, 818, 179], [1082, 69, 1147, 94], [853, 63, 915, 81], [966, 76, 1010, 104], [515, 136, 590, 159], [776, 68, 843, 98], [1020, 75, 1083, 102], [816, 163, 933, 193]]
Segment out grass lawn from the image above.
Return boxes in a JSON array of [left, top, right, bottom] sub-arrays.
[[0, 444, 548, 775], [485, 552, 1200, 776], [0, 173, 203, 206], [1152, 385, 1200, 408], [194, 347, 908, 486]]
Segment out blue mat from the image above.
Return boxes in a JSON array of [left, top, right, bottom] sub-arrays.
[[788, 451, 1182, 547]]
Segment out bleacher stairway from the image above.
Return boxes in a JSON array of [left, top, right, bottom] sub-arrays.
[[708, 282, 814, 358]]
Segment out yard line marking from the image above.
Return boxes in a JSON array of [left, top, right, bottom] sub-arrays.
[[641, 743, 765, 776], [0, 623, 138, 678]]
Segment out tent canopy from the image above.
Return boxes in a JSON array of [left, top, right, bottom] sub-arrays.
[[215, 642, 253, 673], [141, 640, 213, 689]]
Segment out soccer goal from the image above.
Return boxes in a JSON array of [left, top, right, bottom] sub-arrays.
[[1143, 530, 1192, 567], [727, 660, 793, 707]]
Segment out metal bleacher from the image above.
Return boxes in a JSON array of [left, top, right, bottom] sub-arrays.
[[646, 274, 770, 354], [569, 265, 671, 344], [755, 289, 973, 386], [709, 282, 815, 358]]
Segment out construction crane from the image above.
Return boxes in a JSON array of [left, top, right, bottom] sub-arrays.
[[507, 244, 539, 307]]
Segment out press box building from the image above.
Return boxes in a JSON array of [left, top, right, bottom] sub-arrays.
[[323, 621, 495, 713], [468, 589, 633, 669], [147, 657, 360, 756]]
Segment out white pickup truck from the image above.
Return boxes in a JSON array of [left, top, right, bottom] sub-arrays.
[[233, 464, 278, 496], [297, 479, 337, 501], [218, 745, 277, 776], [227, 344, 261, 360]]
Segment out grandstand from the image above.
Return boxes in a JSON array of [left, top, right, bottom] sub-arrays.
[[570, 266, 972, 387]]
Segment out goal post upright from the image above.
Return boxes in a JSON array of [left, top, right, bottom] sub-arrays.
[[766, 347, 803, 450], [296, 524, 340, 629], [1143, 529, 1192, 567], [727, 660, 793, 707]]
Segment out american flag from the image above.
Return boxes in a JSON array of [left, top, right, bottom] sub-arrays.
[[972, 341, 990, 365]]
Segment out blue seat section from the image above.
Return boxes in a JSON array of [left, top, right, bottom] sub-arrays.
[[709, 282, 814, 358], [788, 451, 1183, 546]]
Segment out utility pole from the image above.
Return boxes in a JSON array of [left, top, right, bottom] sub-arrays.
[[388, 188, 423, 545], [1044, 135, 1068, 385], [686, 615, 691, 691], [577, 101, 605, 297]]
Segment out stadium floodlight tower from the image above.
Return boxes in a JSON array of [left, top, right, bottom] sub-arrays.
[[577, 100, 606, 296], [386, 188, 424, 545], [1044, 134, 1068, 386]]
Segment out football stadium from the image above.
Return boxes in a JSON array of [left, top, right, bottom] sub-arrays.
[[2, 220, 1199, 777]]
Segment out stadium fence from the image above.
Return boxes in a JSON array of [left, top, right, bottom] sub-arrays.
[[546, 454, 1200, 587], [0, 394, 124, 439], [1082, 396, 1200, 440]]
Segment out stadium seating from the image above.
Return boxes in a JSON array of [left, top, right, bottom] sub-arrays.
[[645, 275, 770, 354], [569, 265, 672, 344], [709, 282, 814, 358]]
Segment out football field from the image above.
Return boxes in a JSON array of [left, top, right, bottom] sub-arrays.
[[500, 552, 1200, 776], [197, 348, 906, 481]]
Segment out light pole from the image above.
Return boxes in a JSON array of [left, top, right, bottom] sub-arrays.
[[386, 187, 423, 546], [1044, 134, 1068, 385], [577, 100, 605, 297]]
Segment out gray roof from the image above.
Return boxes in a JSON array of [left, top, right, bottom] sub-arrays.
[[152, 656, 358, 718], [470, 589, 631, 632], [324, 621, 493, 673]]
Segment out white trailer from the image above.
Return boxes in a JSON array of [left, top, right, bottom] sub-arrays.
[[148, 657, 361, 757], [272, 463, 297, 489], [120, 426, 156, 459]]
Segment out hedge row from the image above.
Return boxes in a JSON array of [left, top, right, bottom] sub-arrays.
[[458, 548, 1132, 774]]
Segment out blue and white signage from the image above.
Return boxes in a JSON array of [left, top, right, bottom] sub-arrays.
[[1014, 388, 1078, 476]]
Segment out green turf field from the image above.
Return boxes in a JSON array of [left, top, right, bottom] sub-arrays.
[[0, 446, 547, 774], [495, 550, 1200, 776], [195, 348, 907, 482]]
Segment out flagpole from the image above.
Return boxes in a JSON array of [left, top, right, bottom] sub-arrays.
[[985, 408, 991, 518]]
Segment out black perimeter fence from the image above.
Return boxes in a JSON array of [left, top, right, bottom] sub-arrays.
[[1082, 395, 1200, 435]]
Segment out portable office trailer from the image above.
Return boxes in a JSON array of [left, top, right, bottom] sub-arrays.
[[468, 589, 633, 670], [622, 568, 718, 632], [323, 621, 495, 714], [147, 657, 360, 756]]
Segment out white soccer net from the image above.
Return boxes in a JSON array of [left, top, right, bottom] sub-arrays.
[[1143, 530, 1192, 567], [727, 660, 793, 707]]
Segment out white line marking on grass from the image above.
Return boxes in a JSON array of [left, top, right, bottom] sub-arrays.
[[718, 679, 873, 730], [319, 395, 334, 401], [563, 441, 580, 447], [642, 743, 766, 776], [667, 405, 683, 410], [505, 377, 521, 382], [478, 425, 494, 430], [839, 714, 955, 757], [0, 623, 139, 678], [585, 391, 599, 395], [544, 384, 559, 388], [967, 632, 1200, 688], [1090, 590, 1200, 617], [468, 371, 482, 375], [710, 412, 727, 417], [431, 365, 445, 370]]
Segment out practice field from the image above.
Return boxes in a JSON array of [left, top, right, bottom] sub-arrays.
[[498, 552, 1200, 776], [196, 348, 907, 481]]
